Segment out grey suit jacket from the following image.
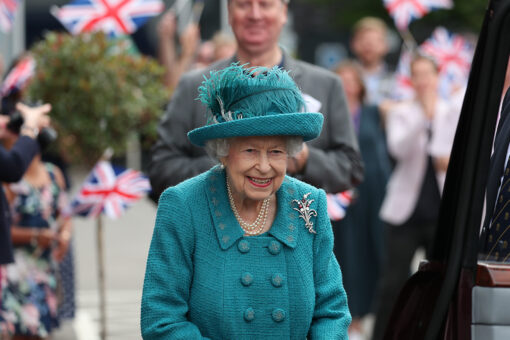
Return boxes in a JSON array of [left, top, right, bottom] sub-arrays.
[[149, 52, 363, 199]]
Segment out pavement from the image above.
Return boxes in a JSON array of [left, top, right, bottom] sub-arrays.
[[53, 167, 157, 340]]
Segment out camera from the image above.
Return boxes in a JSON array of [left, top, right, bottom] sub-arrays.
[[6, 110, 58, 151]]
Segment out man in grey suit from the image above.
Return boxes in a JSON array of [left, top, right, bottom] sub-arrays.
[[149, 0, 363, 199]]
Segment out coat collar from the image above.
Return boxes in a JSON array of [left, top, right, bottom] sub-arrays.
[[204, 166, 300, 250]]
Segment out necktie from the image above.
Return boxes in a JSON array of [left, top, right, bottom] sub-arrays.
[[485, 156, 510, 262]]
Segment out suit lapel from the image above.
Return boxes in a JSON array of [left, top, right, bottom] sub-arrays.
[[485, 96, 510, 229], [282, 52, 303, 84]]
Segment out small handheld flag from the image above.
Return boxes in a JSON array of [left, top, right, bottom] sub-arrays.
[[0, 0, 18, 33], [392, 27, 474, 100], [51, 0, 165, 38], [71, 161, 151, 219], [383, 0, 453, 30], [420, 27, 474, 97], [0, 55, 36, 97], [326, 190, 354, 221]]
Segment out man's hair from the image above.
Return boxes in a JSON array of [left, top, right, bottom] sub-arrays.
[[352, 17, 388, 36]]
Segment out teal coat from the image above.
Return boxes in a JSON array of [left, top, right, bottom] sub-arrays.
[[141, 167, 351, 339]]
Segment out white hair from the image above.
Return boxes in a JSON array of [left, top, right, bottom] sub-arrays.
[[205, 136, 303, 161]]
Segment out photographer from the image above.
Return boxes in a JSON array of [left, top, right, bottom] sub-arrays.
[[0, 102, 50, 266]]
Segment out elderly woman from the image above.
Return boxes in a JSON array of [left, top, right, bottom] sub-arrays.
[[141, 64, 351, 339]]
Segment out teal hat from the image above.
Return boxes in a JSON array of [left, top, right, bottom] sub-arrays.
[[187, 63, 324, 147]]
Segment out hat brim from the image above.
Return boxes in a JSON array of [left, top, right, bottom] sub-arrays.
[[187, 112, 324, 147]]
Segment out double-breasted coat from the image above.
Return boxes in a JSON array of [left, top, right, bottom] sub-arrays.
[[141, 166, 351, 339]]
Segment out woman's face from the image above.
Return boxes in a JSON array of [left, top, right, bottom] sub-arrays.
[[222, 135, 288, 203], [411, 58, 439, 95], [337, 68, 363, 103]]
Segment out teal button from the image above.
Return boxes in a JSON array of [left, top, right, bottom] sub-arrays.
[[272, 308, 286, 322], [241, 272, 254, 286], [238, 240, 250, 253], [271, 273, 284, 288], [268, 240, 281, 255], [244, 308, 255, 322]]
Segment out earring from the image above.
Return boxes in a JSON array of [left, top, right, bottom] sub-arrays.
[[220, 163, 225, 169]]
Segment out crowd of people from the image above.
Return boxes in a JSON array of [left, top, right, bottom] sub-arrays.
[[0, 0, 473, 339]]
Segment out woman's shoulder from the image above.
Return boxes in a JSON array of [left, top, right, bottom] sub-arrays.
[[282, 176, 326, 203], [159, 169, 213, 204]]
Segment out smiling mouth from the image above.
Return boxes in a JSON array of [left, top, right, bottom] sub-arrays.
[[248, 176, 272, 187]]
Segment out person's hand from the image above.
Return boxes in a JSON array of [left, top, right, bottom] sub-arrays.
[[16, 102, 51, 130], [180, 23, 200, 58], [378, 99, 398, 125], [35, 229, 58, 249], [287, 143, 309, 175], [157, 10, 177, 39], [434, 156, 450, 172], [53, 230, 71, 262]]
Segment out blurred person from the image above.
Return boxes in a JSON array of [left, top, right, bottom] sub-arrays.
[[193, 40, 215, 69], [0, 102, 51, 338], [371, 55, 461, 340], [333, 61, 391, 340], [157, 9, 201, 92], [212, 31, 237, 61], [149, 0, 363, 202], [141, 64, 351, 339], [350, 17, 394, 106], [193, 32, 237, 70], [0, 108, 71, 339], [2, 61, 76, 322]]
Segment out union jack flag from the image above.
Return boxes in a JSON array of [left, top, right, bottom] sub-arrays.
[[326, 190, 354, 221], [0, 0, 18, 33], [383, 0, 453, 30], [51, 0, 165, 38], [392, 28, 474, 100], [70, 161, 151, 219], [420, 27, 474, 97], [0, 55, 36, 97]]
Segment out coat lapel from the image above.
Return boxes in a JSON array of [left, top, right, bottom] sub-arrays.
[[269, 177, 299, 248], [205, 167, 244, 250]]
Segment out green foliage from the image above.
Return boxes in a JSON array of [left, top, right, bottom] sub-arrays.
[[297, 0, 487, 34], [27, 31, 167, 165]]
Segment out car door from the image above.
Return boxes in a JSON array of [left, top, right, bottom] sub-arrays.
[[382, 0, 510, 339]]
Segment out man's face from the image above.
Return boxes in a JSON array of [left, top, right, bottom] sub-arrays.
[[228, 0, 288, 55], [351, 28, 388, 66]]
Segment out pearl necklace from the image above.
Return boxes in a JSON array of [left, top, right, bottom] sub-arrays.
[[226, 179, 271, 235]]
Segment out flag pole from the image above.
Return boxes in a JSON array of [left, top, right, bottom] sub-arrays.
[[97, 213, 107, 340], [96, 148, 113, 340], [398, 27, 418, 52]]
